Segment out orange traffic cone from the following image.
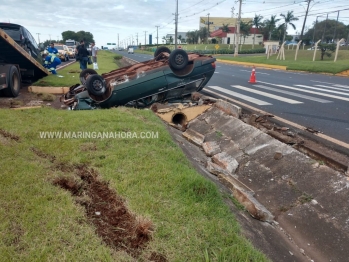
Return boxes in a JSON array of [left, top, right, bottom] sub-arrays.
[[248, 66, 256, 84]]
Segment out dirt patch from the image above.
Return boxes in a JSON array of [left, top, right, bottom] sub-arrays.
[[29, 146, 165, 260], [0, 129, 20, 141], [53, 165, 160, 259]]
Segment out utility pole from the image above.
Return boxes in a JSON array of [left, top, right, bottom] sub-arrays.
[[175, 0, 178, 49], [118, 33, 119, 48], [322, 13, 328, 42], [333, 11, 340, 42], [155, 26, 160, 47], [234, 0, 242, 57], [312, 16, 319, 45], [207, 13, 210, 33], [144, 31, 147, 46], [300, 0, 312, 40], [136, 33, 138, 46], [36, 33, 40, 44]]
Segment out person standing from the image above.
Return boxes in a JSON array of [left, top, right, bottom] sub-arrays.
[[91, 42, 98, 69], [77, 42, 89, 70]]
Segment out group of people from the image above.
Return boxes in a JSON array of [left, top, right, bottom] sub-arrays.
[[43, 40, 98, 74]]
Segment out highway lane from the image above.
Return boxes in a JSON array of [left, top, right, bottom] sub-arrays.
[[115, 50, 349, 144]]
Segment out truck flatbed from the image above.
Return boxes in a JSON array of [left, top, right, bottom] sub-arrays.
[[0, 28, 48, 80]]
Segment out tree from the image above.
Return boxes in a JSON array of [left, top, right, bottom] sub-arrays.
[[162, 36, 167, 44], [263, 15, 280, 40], [199, 27, 209, 44], [318, 43, 336, 60], [61, 30, 94, 46], [240, 21, 252, 45], [304, 19, 348, 44], [221, 23, 230, 33], [252, 14, 264, 48], [169, 36, 173, 45], [280, 11, 299, 43]]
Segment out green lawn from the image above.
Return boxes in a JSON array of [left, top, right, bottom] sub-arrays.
[[217, 49, 349, 74], [0, 107, 269, 262]]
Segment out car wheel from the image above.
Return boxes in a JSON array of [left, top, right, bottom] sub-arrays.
[[169, 49, 188, 70], [154, 46, 171, 58], [79, 69, 98, 85], [85, 74, 106, 96], [3, 66, 21, 97]]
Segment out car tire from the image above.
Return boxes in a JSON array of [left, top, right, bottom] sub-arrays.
[[79, 69, 98, 85], [85, 74, 106, 96], [169, 49, 188, 70], [154, 46, 171, 58], [3, 66, 21, 97]]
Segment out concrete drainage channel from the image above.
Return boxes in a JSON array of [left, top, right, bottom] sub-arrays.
[[152, 93, 349, 262]]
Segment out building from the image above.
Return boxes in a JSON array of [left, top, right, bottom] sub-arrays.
[[210, 26, 264, 45], [199, 17, 253, 33]]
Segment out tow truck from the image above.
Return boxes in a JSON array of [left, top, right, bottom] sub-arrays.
[[0, 28, 48, 97]]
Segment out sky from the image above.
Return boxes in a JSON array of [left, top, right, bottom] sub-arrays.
[[1, 0, 348, 48]]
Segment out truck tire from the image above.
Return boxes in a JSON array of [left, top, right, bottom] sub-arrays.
[[85, 74, 106, 96], [3, 66, 21, 97], [169, 49, 188, 70], [80, 69, 97, 85]]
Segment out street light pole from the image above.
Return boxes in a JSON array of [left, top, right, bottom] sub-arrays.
[[175, 0, 178, 49], [155, 26, 160, 47], [234, 0, 242, 57], [144, 31, 147, 46], [36, 33, 40, 45]]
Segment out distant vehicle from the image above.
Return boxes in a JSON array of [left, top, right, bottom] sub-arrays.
[[54, 44, 70, 62], [67, 48, 75, 58], [102, 47, 109, 50], [0, 22, 42, 63], [65, 39, 77, 48], [128, 47, 134, 54], [61, 46, 216, 110]]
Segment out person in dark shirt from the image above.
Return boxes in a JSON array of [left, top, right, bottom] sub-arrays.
[[77, 40, 90, 70]]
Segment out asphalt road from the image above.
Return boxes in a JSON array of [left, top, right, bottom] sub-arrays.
[[116, 50, 349, 145]]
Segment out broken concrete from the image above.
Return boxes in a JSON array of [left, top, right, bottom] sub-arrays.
[[158, 100, 349, 262]]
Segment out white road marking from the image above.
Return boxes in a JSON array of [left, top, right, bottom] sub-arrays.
[[254, 85, 332, 103], [311, 80, 349, 88], [258, 81, 349, 102], [232, 85, 303, 104], [207, 86, 272, 105], [295, 85, 349, 96], [239, 69, 270, 75], [315, 85, 349, 91]]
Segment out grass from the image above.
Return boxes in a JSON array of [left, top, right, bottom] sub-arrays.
[[33, 50, 120, 87], [0, 107, 269, 261], [217, 49, 349, 74]]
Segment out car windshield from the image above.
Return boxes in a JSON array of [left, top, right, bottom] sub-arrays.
[[55, 46, 63, 50]]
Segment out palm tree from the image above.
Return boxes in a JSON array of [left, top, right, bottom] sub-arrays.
[[280, 11, 299, 43], [240, 21, 252, 45], [264, 15, 280, 40], [162, 36, 166, 44], [221, 23, 230, 33], [252, 14, 264, 49]]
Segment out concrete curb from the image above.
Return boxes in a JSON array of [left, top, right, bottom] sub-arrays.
[[28, 86, 70, 94]]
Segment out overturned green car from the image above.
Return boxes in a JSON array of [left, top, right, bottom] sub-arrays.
[[61, 47, 216, 110]]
